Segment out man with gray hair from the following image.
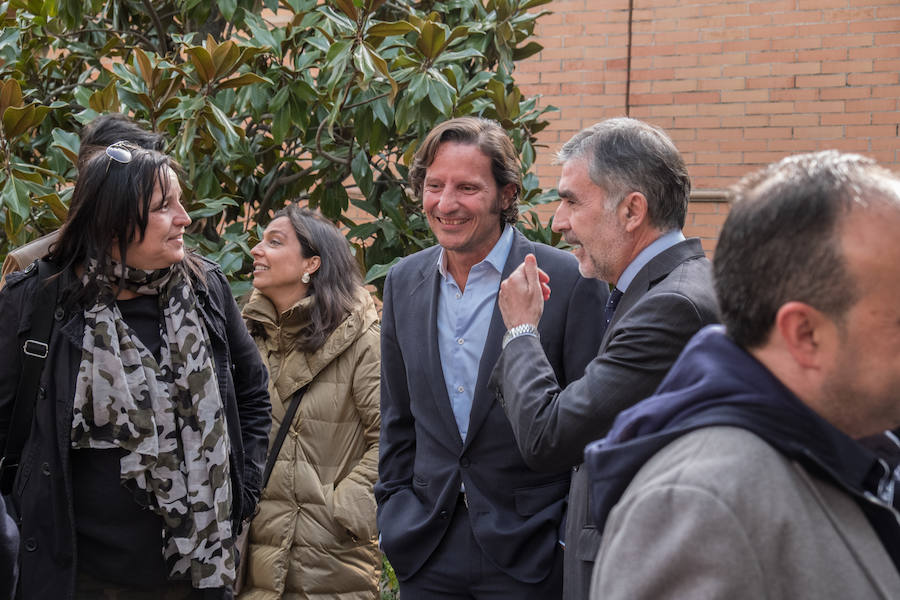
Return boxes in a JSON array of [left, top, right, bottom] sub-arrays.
[[489, 117, 719, 598], [585, 150, 900, 598]]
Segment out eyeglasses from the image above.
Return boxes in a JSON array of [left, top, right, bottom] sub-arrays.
[[104, 141, 134, 174]]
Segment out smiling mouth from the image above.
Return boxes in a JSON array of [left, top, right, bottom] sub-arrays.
[[434, 215, 471, 226], [253, 264, 269, 273]]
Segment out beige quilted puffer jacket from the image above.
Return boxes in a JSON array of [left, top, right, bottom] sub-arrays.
[[239, 287, 381, 599]]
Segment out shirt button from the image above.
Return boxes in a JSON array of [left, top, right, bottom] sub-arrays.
[[456, 293, 461, 299], [457, 338, 464, 345], [457, 386, 464, 393]]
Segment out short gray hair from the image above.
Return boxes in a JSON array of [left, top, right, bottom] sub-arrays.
[[556, 117, 690, 230]]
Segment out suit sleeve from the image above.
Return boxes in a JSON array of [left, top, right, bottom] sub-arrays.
[[374, 268, 415, 509], [493, 290, 709, 471], [591, 483, 766, 599]]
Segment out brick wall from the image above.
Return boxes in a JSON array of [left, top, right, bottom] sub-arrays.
[[518, 0, 900, 253]]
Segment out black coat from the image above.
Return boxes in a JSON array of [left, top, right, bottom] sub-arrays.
[[0, 257, 271, 599]]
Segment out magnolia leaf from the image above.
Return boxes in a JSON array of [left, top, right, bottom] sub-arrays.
[[185, 46, 216, 84], [216, 72, 271, 90], [0, 79, 23, 116]]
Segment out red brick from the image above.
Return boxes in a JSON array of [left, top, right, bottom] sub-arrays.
[[819, 86, 872, 100], [821, 59, 873, 74], [795, 125, 847, 138], [771, 36, 824, 50], [795, 73, 847, 87], [821, 112, 872, 125], [850, 46, 900, 59], [772, 62, 823, 76], [698, 77, 746, 91], [796, 22, 850, 36], [847, 71, 899, 85], [846, 124, 900, 137], [823, 33, 875, 48], [771, 88, 818, 102], [794, 100, 846, 112], [721, 89, 771, 103], [749, 0, 798, 14], [746, 75, 796, 89], [748, 50, 796, 65], [845, 97, 897, 112], [770, 114, 821, 127], [797, 48, 849, 62], [673, 91, 722, 104], [743, 126, 793, 139], [872, 112, 900, 124]]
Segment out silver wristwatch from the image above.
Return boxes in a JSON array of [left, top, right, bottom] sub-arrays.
[[501, 323, 539, 349]]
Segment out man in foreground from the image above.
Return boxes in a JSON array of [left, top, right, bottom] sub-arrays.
[[586, 150, 900, 598]]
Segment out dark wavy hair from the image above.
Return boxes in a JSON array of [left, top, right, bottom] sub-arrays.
[[77, 113, 165, 171], [272, 205, 364, 353], [49, 143, 201, 306], [408, 116, 521, 226]]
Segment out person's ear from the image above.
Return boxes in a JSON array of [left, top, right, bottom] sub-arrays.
[[774, 301, 836, 370], [305, 255, 322, 275], [500, 183, 517, 210], [621, 192, 648, 233]]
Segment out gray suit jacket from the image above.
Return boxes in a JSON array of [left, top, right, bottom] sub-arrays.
[[376, 228, 607, 584], [592, 427, 900, 599], [489, 237, 719, 599]]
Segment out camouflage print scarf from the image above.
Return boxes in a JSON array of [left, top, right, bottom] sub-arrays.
[[71, 259, 235, 589]]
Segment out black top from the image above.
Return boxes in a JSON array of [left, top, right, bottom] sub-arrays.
[[71, 294, 170, 586]]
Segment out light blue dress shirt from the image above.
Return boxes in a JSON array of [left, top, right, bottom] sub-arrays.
[[615, 229, 685, 293], [436, 225, 514, 442]]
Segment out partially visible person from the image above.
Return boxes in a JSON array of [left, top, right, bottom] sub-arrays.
[[489, 117, 718, 598], [376, 117, 606, 599], [0, 142, 270, 598], [0, 113, 165, 286], [586, 150, 900, 599], [239, 205, 381, 599], [0, 494, 17, 598]]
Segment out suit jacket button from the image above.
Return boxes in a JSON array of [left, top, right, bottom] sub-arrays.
[[459, 457, 470, 468], [24, 538, 38, 551], [439, 509, 449, 520]]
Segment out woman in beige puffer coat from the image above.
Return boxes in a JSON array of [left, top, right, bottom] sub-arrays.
[[239, 205, 381, 599]]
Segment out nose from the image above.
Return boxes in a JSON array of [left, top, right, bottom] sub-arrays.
[[173, 200, 191, 226], [250, 241, 263, 258], [551, 202, 569, 233], [435, 187, 460, 213]]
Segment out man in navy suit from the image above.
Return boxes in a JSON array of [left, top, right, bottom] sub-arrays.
[[489, 117, 719, 598], [376, 117, 606, 598]]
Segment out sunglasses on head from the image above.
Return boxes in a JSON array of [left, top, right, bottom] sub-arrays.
[[104, 141, 134, 174]]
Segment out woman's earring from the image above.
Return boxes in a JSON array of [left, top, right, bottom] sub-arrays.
[[301, 272, 310, 284]]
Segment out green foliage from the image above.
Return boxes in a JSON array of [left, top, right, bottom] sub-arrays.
[[0, 0, 557, 294]]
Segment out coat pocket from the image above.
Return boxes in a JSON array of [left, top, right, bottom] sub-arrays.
[[513, 478, 570, 516]]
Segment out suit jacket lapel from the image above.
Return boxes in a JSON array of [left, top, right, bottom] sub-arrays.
[[412, 254, 465, 449], [464, 230, 533, 448], [604, 238, 706, 347]]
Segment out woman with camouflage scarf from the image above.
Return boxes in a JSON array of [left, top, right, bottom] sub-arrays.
[[240, 206, 381, 599], [0, 143, 271, 599]]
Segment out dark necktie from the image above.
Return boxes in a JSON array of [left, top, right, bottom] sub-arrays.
[[603, 287, 624, 333]]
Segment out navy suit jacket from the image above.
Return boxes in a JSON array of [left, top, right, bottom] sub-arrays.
[[489, 237, 720, 599], [376, 228, 607, 583]]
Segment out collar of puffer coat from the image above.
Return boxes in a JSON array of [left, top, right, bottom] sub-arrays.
[[242, 286, 378, 401]]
